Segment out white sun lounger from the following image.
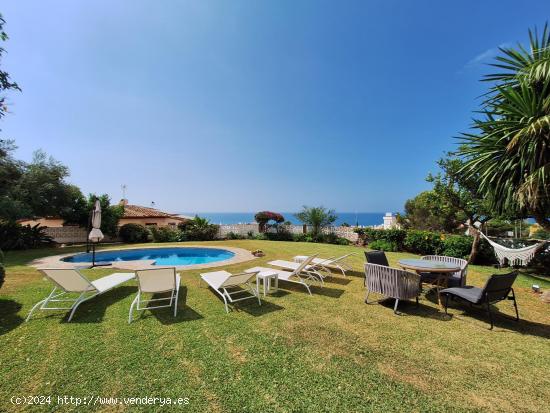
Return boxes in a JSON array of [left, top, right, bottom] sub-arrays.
[[267, 254, 325, 285], [129, 268, 181, 323], [293, 253, 354, 276], [26, 269, 135, 322], [247, 255, 318, 295], [200, 270, 261, 313]]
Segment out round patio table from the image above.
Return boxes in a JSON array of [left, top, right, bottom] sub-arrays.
[[398, 259, 460, 307]]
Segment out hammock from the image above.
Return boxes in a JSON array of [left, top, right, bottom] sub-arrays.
[[479, 232, 547, 266]]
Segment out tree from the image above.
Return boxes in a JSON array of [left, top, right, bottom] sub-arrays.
[[13, 150, 76, 219], [427, 154, 495, 262], [295, 206, 337, 236], [67, 194, 123, 237], [398, 190, 459, 233], [0, 13, 21, 123], [0, 140, 28, 221], [458, 25, 550, 231], [0, 14, 23, 222], [254, 211, 285, 232]]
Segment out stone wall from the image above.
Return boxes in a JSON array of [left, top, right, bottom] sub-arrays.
[[44, 227, 118, 244], [46, 224, 360, 244], [216, 224, 359, 242]]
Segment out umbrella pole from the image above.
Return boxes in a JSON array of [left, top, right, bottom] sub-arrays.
[[92, 243, 96, 268]]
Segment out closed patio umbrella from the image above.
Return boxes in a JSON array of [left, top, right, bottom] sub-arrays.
[[88, 199, 105, 267]]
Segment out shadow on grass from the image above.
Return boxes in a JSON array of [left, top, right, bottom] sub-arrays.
[[62, 286, 135, 323], [0, 299, 24, 335], [323, 276, 352, 286], [344, 270, 365, 279], [443, 299, 550, 338], [146, 287, 204, 324], [276, 281, 345, 298], [203, 285, 285, 316], [371, 297, 449, 319], [238, 300, 285, 316]]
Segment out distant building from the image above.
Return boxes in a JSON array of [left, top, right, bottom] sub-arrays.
[[118, 199, 190, 227], [382, 212, 398, 229], [17, 199, 190, 228]]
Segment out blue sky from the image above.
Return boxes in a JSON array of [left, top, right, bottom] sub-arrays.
[[1, 1, 548, 213]]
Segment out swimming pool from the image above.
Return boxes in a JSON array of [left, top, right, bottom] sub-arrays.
[[63, 247, 235, 266]]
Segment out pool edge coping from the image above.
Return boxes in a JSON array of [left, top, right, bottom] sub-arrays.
[[29, 245, 257, 271]]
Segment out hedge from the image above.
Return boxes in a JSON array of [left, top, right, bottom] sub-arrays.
[[357, 228, 496, 264]]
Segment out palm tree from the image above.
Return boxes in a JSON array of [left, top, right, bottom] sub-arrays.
[[295, 206, 337, 236], [458, 24, 550, 231]]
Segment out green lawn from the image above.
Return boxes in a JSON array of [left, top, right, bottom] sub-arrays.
[[1, 240, 549, 412]]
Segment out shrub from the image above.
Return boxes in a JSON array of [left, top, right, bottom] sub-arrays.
[[264, 225, 294, 241], [226, 231, 246, 240], [403, 230, 444, 255], [0, 222, 53, 250], [442, 235, 472, 259], [255, 211, 285, 232], [355, 228, 406, 249], [119, 223, 150, 243], [150, 226, 179, 243], [368, 239, 398, 252], [178, 216, 219, 241], [293, 233, 313, 243]]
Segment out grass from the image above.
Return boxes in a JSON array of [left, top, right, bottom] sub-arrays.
[[1, 240, 549, 412]]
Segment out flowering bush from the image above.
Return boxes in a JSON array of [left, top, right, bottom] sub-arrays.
[[254, 211, 285, 232]]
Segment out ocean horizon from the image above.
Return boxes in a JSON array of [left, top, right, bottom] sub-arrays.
[[179, 212, 393, 227]]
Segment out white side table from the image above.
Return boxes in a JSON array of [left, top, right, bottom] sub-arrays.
[[246, 268, 279, 296]]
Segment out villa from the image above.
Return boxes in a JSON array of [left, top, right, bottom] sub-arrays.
[[116, 199, 191, 227], [17, 199, 190, 229]]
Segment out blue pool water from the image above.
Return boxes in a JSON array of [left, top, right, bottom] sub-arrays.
[[63, 247, 235, 266]]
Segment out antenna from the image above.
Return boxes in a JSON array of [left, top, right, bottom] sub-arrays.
[[121, 184, 127, 200]]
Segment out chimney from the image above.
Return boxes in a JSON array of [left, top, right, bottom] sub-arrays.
[[119, 199, 128, 206]]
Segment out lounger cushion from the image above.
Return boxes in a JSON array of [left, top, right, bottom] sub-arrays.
[[91, 272, 135, 293], [441, 286, 483, 304]]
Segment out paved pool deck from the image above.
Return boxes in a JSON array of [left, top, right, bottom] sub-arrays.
[[30, 245, 257, 271]]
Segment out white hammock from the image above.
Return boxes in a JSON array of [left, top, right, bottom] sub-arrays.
[[479, 232, 547, 266]]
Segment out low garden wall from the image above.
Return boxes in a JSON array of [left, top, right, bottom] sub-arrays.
[[44, 227, 119, 244], [216, 224, 359, 242], [45, 224, 359, 244]]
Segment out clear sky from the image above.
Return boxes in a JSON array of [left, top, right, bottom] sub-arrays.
[[1, 1, 548, 213]]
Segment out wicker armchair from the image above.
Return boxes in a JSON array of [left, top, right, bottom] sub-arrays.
[[364, 263, 420, 314], [421, 255, 468, 287]]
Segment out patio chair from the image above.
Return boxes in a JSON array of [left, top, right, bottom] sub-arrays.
[[268, 254, 325, 284], [441, 271, 519, 330], [421, 255, 468, 287], [293, 253, 355, 276], [26, 269, 135, 322], [200, 270, 260, 313], [247, 255, 318, 295], [128, 268, 180, 323], [364, 263, 420, 314], [364, 250, 389, 267]]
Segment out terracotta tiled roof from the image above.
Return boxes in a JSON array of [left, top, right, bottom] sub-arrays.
[[122, 204, 181, 219]]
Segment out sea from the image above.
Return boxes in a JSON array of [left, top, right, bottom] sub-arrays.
[[179, 212, 390, 227]]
